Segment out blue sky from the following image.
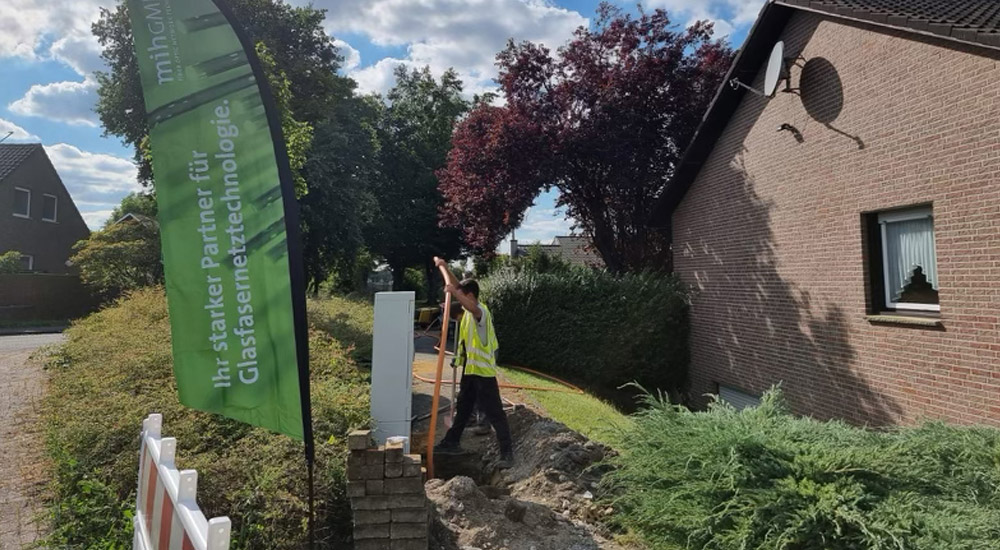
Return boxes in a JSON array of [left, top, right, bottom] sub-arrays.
[[0, 0, 761, 234]]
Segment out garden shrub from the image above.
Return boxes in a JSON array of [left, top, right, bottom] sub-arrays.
[[602, 387, 1000, 550], [482, 268, 689, 405], [41, 287, 372, 549]]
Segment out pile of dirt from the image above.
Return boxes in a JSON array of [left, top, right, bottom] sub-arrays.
[[427, 408, 625, 550]]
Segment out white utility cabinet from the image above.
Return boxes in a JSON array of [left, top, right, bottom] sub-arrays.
[[370, 291, 415, 452]]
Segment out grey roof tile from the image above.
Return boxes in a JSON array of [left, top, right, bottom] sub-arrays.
[[797, 0, 1000, 41], [0, 144, 42, 183]]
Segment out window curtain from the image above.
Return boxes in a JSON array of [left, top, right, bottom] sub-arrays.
[[884, 217, 937, 301]]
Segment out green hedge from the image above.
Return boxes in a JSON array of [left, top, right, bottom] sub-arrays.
[[41, 288, 372, 549], [602, 388, 1000, 550], [482, 269, 689, 404]]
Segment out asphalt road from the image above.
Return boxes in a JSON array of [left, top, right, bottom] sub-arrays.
[[0, 332, 63, 549]]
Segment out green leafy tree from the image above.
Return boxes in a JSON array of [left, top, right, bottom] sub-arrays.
[[93, 0, 367, 285], [71, 218, 163, 298], [255, 42, 313, 197], [93, 0, 347, 184], [0, 250, 23, 274], [367, 66, 468, 295], [300, 95, 381, 292]]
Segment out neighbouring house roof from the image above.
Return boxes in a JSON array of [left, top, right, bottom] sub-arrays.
[[513, 235, 605, 267], [115, 213, 160, 229], [649, 0, 1000, 226], [0, 144, 43, 183]]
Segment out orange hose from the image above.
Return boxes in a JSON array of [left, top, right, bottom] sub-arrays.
[[413, 367, 585, 395], [425, 263, 453, 478]]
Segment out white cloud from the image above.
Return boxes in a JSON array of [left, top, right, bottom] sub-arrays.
[[0, 0, 107, 76], [640, 0, 765, 39], [517, 205, 575, 243], [0, 119, 39, 142], [44, 143, 141, 228], [9, 80, 99, 127], [351, 58, 408, 95], [309, 0, 588, 95], [49, 34, 105, 77], [80, 209, 115, 229], [333, 39, 362, 72]]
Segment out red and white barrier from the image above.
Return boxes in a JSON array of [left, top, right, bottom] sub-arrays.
[[134, 414, 231, 550]]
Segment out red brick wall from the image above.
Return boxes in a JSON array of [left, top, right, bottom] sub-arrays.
[[672, 11, 1000, 427]]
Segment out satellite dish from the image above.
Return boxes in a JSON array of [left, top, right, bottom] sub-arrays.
[[728, 40, 788, 98], [763, 41, 785, 97]]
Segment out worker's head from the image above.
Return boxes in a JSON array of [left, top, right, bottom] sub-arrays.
[[458, 278, 480, 300]]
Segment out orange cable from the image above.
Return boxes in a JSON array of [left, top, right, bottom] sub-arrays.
[[412, 368, 585, 395], [425, 263, 452, 479]]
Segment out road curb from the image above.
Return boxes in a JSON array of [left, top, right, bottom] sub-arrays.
[[0, 326, 67, 336]]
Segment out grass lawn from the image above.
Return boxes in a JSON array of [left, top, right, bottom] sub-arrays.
[[498, 366, 633, 449]]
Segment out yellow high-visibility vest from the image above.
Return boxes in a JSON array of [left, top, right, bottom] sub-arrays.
[[459, 303, 499, 377]]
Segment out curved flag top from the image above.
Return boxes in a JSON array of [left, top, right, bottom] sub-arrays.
[[126, 0, 311, 440]]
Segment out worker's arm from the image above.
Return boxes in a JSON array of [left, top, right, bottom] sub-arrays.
[[434, 257, 482, 321]]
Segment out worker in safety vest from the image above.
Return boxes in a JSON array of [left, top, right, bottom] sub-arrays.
[[449, 302, 491, 435], [432, 256, 514, 469]]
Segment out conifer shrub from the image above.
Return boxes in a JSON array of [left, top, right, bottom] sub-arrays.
[[602, 387, 1000, 550]]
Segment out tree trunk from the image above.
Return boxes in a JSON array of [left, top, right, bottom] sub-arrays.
[[389, 259, 406, 292], [424, 260, 437, 307], [590, 218, 624, 273]]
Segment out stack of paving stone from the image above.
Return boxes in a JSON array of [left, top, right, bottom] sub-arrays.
[[347, 430, 428, 550]]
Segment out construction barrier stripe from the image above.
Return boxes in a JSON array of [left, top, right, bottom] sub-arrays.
[[133, 414, 231, 550]]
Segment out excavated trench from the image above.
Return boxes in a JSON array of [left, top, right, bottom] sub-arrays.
[[420, 407, 627, 550]]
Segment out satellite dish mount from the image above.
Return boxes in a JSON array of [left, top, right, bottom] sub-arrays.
[[729, 41, 790, 98]]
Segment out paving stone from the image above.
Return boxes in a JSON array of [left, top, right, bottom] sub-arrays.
[[352, 496, 389, 510], [355, 539, 392, 550], [366, 448, 385, 465], [366, 480, 384, 495], [385, 477, 424, 494], [354, 510, 391, 525], [348, 430, 372, 451], [391, 508, 427, 523], [388, 495, 426, 509], [390, 537, 428, 550], [355, 523, 390, 539], [347, 481, 366, 498], [385, 461, 403, 478], [390, 522, 427, 540]]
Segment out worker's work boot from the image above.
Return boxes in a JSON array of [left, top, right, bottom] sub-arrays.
[[497, 451, 515, 470], [433, 440, 463, 455]]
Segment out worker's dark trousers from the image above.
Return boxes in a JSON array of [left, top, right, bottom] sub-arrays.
[[442, 374, 513, 455]]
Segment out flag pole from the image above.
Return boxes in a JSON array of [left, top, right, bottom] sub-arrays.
[[208, 0, 316, 546]]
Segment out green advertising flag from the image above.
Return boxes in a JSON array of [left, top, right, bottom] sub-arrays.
[[126, 0, 311, 440]]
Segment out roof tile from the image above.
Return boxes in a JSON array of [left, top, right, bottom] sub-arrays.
[[0, 144, 42, 183], [800, 1, 1000, 41]]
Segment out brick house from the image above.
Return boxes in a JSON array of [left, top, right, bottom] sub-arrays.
[[1, 143, 89, 273], [650, 0, 1000, 426]]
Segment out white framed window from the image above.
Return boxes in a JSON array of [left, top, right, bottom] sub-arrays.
[[877, 206, 939, 312], [19, 255, 33, 271], [42, 194, 58, 222], [13, 187, 30, 218]]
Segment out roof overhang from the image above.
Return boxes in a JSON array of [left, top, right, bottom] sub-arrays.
[[649, 0, 1000, 227]]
